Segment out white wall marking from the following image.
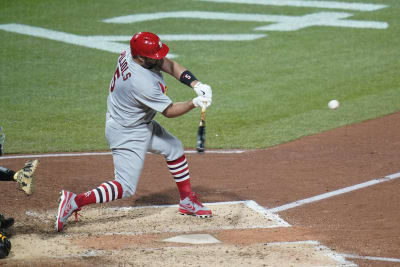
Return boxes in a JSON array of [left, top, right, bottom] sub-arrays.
[[103, 11, 388, 31], [91, 34, 266, 41], [0, 23, 265, 59], [0, 24, 177, 58], [198, 0, 387, 12], [254, 12, 388, 31], [0, 24, 125, 53], [267, 172, 400, 213]]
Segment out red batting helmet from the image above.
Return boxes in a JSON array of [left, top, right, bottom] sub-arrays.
[[130, 32, 169, 59]]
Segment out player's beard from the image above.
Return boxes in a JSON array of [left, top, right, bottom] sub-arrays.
[[143, 58, 163, 72]]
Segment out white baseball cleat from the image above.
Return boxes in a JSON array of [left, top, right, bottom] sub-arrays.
[[56, 190, 80, 232], [179, 192, 212, 218]]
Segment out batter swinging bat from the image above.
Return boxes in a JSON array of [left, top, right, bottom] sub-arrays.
[[196, 103, 207, 153]]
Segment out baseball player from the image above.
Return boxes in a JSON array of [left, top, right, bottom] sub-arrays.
[[0, 159, 39, 258], [56, 32, 213, 232]]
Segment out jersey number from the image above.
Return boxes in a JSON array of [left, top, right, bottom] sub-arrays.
[[110, 67, 120, 92]]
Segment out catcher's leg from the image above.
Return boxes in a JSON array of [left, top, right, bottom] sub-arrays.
[[13, 159, 39, 195], [0, 231, 11, 259], [0, 166, 15, 181], [0, 214, 14, 230]]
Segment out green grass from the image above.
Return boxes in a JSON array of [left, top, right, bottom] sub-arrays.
[[1, 0, 399, 153]]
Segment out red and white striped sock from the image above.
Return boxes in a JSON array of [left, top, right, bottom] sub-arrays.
[[75, 180, 123, 208], [167, 155, 192, 200]]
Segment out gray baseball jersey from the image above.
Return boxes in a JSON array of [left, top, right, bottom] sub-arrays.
[[107, 49, 171, 126], [105, 48, 184, 197]]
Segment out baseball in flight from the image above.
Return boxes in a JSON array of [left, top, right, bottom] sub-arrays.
[[328, 99, 340, 110]]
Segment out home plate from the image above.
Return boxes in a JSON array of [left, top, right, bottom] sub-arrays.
[[162, 234, 221, 244]]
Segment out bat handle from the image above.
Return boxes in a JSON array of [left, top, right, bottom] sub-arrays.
[[200, 102, 207, 122], [201, 101, 207, 112]]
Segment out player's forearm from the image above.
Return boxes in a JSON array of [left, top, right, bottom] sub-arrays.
[[162, 100, 195, 118], [161, 58, 198, 88], [161, 58, 184, 80]]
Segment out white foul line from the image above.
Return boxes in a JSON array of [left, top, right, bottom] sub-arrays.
[[0, 150, 246, 160], [267, 172, 400, 213], [340, 253, 400, 263]]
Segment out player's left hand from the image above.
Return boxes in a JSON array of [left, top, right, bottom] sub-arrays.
[[194, 82, 212, 99], [193, 96, 212, 108]]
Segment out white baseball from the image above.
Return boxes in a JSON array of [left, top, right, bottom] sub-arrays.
[[328, 100, 339, 110]]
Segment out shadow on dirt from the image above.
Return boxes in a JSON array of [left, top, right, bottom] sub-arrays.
[[131, 186, 245, 206]]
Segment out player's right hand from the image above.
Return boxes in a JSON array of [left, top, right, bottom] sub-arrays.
[[193, 96, 212, 108]]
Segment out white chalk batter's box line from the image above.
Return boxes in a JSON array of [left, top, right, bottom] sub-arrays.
[[105, 200, 291, 232], [268, 241, 356, 267], [26, 199, 290, 234], [272, 241, 400, 265], [26, 200, 292, 243], [0, 150, 247, 160], [265, 241, 400, 264], [263, 171, 400, 264], [269, 242, 400, 265]]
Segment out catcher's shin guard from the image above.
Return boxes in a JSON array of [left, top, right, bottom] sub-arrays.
[[13, 159, 39, 195], [0, 231, 11, 259]]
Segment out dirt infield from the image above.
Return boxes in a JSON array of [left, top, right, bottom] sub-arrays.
[[1, 112, 400, 266]]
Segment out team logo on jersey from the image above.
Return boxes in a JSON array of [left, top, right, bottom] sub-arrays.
[[159, 41, 162, 48], [158, 82, 167, 95]]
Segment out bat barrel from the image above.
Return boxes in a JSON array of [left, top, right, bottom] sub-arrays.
[[196, 125, 206, 153], [196, 102, 207, 153]]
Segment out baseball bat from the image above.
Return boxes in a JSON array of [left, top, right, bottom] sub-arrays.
[[196, 103, 207, 153]]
